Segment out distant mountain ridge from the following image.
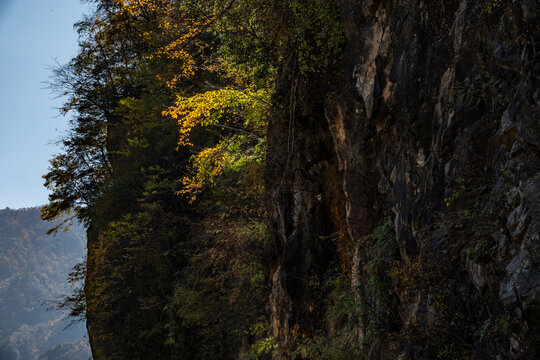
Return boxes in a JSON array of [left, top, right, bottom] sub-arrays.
[[0, 207, 90, 360]]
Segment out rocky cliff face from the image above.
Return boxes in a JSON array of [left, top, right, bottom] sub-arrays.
[[266, 0, 539, 358]]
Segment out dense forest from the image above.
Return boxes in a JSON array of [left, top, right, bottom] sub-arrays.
[[41, 0, 539, 359], [0, 207, 91, 360]]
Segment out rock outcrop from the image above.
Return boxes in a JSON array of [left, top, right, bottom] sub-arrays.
[[266, 0, 539, 358]]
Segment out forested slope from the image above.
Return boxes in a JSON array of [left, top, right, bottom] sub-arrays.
[[43, 0, 539, 359], [0, 207, 90, 360]]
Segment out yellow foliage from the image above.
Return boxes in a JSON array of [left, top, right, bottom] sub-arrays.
[[164, 87, 268, 146], [178, 146, 228, 203], [115, 0, 214, 86], [117, 1, 272, 203], [114, 0, 160, 15], [166, 86, 269, 202]]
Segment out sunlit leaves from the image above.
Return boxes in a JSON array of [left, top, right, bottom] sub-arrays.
[[163, 86, 269, 202], [164, 87, 268, 146], [114, 0, 215, 88]]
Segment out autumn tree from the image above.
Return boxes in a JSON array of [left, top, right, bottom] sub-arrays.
[[43, 0, 281, 359]]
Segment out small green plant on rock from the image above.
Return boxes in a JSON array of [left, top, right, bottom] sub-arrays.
[[244, 320, 277, 360], [288, 0, 345, 74], [293, 219, 400, 358], [482, 0, 502, 15], [466, 238, 493, 264]]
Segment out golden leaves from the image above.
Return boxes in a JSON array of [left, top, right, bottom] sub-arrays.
[[164, 86, 270, 202], [115, 0, 214, 88], [164, 87, 268, 146], [114, 0, 159, 15], [177, 146, 228, 203]]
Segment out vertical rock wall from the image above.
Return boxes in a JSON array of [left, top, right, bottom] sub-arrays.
[[266, 0, 539, 358]]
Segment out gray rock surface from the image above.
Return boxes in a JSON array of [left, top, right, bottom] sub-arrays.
[[266, 0, 539, 358]]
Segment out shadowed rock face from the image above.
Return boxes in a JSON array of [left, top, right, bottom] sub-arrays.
[[266, 0, 539, 358]]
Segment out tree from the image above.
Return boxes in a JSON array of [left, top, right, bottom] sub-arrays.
[[42, 0, 292, 358]]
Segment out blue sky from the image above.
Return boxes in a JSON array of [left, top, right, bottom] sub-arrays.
[[0, 0, 91, 209]]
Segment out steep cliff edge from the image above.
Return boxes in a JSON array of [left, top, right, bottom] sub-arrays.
[[266, 0, 540, 358]]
